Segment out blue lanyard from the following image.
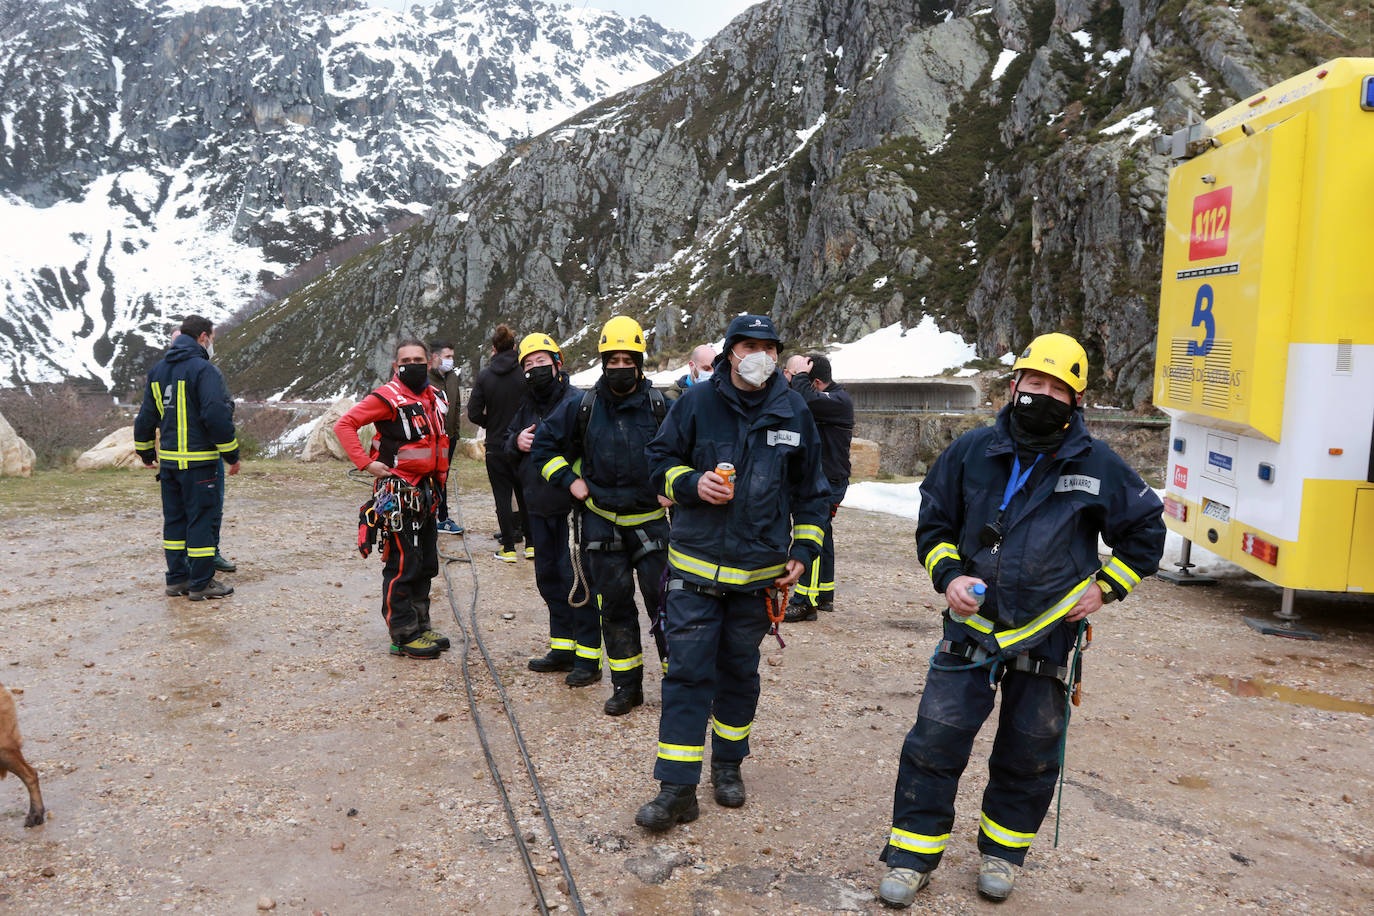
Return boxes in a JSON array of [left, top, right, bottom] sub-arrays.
[[999, 454, 1042, 512]]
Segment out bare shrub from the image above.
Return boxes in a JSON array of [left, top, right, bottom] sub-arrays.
[[0, 383, 123, 468]]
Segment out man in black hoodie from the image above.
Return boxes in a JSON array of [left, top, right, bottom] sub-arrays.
[[468, 324, 531, 559]]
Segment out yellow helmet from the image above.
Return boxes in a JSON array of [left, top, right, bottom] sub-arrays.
[[598, 316, 646, 355], [1011, 333, 1088, 393], [516, 332, 561, 365]]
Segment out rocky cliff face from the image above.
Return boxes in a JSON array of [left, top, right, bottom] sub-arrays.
[[219, 0, 1368, 404], [0, 0, 697, 391]]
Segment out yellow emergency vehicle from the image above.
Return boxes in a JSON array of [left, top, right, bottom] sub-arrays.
[[1153, 58, 1374, 604]]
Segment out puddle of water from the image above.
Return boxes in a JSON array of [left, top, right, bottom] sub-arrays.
[[1209, 675, 1374, 716]]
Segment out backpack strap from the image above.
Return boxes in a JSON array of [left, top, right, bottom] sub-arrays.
[[575, 384, 667, 448], [575, 388, 597, 449]]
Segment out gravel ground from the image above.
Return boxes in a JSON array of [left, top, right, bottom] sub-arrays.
[[1, 459, 1371, 914]]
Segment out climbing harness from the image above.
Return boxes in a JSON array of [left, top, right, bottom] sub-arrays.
[[355, 475, 434, 557]]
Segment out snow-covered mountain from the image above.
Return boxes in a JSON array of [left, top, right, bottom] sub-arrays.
[[0, 0, 697, 391]]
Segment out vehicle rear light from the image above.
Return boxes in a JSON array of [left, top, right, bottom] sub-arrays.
[[1241, 532, 1279, 565], [1163, 497, 1188, 521]]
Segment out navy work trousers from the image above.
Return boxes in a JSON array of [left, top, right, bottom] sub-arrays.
[[159, 462, 222, 590], [881, 645, 1070, 870], [529, 513, 598, 666], [653, 584, 771, 785], [582, 514, 668, 688], [794, 479, 847, 607], [380, 510, 438, 643]]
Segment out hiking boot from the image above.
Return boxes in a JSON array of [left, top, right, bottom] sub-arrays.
[[878, 867, 931, 908], [524, 546, 535, 559], [710, 761, 746, 807], [528, 650, 576, 672], [493, 548, 519, 562], [603, 684, 644, 716], [164, 581, 190, 597], [212, 551, 237, 573], [188, 579, 234, 601], [817, 599, 834, 613], [436, 519, 465, 535], [634, 783, 699, 832], [422, 629, 451, 651], [977, 855, 1018, 901], [782, 602, 817, 622], [565, 666, 602, 687], [389, 632, 443, 659]]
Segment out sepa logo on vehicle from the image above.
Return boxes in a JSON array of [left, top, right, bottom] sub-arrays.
[[1189, 186, 1232, 261]]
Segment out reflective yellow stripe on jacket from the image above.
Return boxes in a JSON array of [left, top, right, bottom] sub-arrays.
[[923, 541, 961, 579], [540, 455, 570, 482], [663, 465, 693, 501], [1099, 556, 1143, 594], [584, 497, 666, 527], [667, 546, 785, 588], [792, 524, 824, 547], [958, 577, 1094, 652]]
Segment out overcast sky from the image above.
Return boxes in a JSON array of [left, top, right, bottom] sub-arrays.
[[362, 1, 758, 39]]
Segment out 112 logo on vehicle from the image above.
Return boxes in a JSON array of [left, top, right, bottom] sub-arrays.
[[1189, 186, 1232, 261]]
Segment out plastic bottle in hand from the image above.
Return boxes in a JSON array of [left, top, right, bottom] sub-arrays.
[[950, 582, 986, 624]]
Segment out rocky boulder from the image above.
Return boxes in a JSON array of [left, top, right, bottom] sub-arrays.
[[301, 398, 371, 462], [75, 427, 144, 471], [0, 410, 36, 477], [849, 438, 881, 481]]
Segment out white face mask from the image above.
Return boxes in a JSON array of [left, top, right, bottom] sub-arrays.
[[439, 357, 454, 373], [693, 368, 712, 385], [735, 350, 776, 387], [205, 339, 215, 359]]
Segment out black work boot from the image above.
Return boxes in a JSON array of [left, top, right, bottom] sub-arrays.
[[565, 666, 602, 687], [528, 651, 575, 672], [603, 684, 644, 716], [711, 761, 746, 807], [782, 602, 817, 622], [634, 783, 699, 832]]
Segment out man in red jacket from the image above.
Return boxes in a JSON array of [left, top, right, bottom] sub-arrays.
[[334, 340, 451, 659]]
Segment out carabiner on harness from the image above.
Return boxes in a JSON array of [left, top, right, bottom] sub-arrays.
[[765, 584, 788, 650]]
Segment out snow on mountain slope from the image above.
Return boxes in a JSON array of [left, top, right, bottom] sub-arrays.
[[0, 0, 697, 391]]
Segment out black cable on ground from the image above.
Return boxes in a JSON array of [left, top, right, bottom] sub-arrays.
[[437, 477, 586, 916]]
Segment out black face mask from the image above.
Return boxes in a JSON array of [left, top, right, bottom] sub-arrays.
[[1010, 389, 1075, 448], [397, 363, 429, 393], [604, 366, 639, 395], [525, 364, 556, 393]]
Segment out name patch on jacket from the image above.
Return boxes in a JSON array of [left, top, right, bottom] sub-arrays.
[[1055, 474, 1101, 495], [767, 429, 801, 447]]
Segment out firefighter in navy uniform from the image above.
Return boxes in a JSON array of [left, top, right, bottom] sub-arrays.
[[877, 333, 1165, 906], [531, 316, 671, 717], [503, 333, 592, 680], [635, 314, 830, 831], [134, 315, 241, 601], [334, 340, 451, 660]]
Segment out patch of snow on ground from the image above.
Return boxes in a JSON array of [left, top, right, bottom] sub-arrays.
[[991, 49, 1019, 81], [1100, 106, 1158, 145]]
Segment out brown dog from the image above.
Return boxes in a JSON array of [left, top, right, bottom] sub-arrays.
[[0, 683, 45, 826]]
